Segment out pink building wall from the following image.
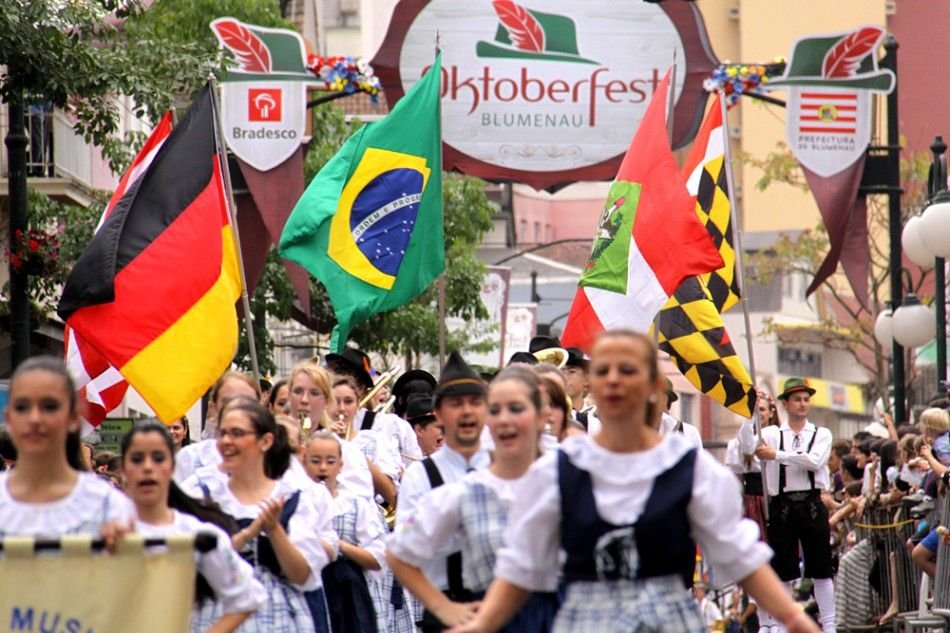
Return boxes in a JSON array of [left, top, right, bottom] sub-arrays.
[[513, 189, 602, 244]]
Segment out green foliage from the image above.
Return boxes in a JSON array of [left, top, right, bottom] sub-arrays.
[[1, 189, 104, 318], [235, 249, 298, 377]]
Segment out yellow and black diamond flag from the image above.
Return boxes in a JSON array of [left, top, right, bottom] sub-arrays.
[[660, 94, 754, 417], [657, 277, 755, 417]]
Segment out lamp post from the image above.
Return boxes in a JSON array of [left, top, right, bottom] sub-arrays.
[[918, 136, 949, 389]]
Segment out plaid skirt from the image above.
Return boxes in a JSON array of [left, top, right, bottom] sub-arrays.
[[742, 493, 768, 542], [374, 568, 417, 633], [192, 568, 316, 633], [554, 576, 704, 633]]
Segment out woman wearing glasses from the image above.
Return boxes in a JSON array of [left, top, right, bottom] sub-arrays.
[[182, 396, 339, 633]]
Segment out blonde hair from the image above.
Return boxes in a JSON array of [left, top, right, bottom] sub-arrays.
[[919, 407, 950, 436], [288, 362, 335, 433]]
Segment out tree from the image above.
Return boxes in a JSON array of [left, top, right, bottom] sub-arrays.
[[743, 142, 932, 411]]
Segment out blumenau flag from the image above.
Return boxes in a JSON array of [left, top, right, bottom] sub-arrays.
[[65, 112, 174, 427], [280, 54, 444, 352], [561, 70, 723, 352], [58, 86, 241, 423]]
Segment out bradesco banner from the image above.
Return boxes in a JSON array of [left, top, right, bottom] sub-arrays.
[[373, 0, 718, 190]]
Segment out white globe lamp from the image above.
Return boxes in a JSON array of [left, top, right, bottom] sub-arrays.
[[902, 215, 935, 269], [874, 307, 893, 349], [919, 190, 950, 258], [891, 294, 935, 348]]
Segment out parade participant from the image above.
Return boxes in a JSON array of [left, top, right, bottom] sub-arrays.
[[562, 347, 589, 423], [0, 356, 135, 542], [268, 379, 290, 416], [304, 431, 389, 633], [392, 370, 438, 419], [397, 351, 491, 630], [405, 393, 444, 457], [327, 348, 423, 466], [536, 372, 572, 445], [748, 377, 835, 633], [656, 377, 703, 448], [182, 397, 338, 633], [170, 416, 192, 453], [288, 362, 374, 501], [388, 365, 559, 632], [0, 428, 16, 470], [122, 421, 265, 633], [730, 390, 782, 539], [451, 331, 816, 633], [330, 376, 401, 506], [176, 372, 261, 482], [275, 415, 306, 464]]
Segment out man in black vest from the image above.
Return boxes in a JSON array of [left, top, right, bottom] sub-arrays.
[[392, 351, 490, 631]]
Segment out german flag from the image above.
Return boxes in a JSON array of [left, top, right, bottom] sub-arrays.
[[58, 85, 241, 422]]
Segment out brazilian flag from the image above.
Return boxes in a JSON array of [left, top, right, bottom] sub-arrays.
[[280, 55, 444, 351]]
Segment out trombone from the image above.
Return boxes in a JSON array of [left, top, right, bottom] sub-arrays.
[[359, 365, 401, 409]]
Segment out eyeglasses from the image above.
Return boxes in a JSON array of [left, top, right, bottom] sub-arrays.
[[216, 428, 255, 440], [792, 434, 802, 451]]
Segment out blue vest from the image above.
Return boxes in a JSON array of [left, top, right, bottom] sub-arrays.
[[558, 447, 697, 587]]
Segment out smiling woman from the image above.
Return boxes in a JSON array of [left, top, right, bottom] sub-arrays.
[[0, 356, 134, 540]]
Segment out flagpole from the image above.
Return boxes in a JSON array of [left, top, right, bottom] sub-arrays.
[[666, 49, 677, 143], [718, 89, 768, 519], [208, 76, 261, 382], [435, 33, 447, 368]]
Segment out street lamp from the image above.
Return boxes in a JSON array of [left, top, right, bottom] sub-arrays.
[[919, 189, 950, 258], [901, 215, 935, 269], [874, 305, 893, 349], [891, 293, 935, 348]]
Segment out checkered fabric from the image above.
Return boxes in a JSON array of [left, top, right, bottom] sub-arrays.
[[694, 154, 741, 313], [458, 481, 508, 592], [657, 277, 755, 418], [554, 576, 705, 633]]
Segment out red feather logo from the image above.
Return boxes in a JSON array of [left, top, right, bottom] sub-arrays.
[[212, 19, 272, 74], [491, 0, 545, 53], [822, 26, 884, 78]]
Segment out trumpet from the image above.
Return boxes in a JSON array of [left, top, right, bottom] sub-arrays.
[[533, 347, 569, 368], [359, 365, 401, 408]]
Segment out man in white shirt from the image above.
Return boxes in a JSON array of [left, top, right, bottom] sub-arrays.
[[394, 351, 490, 631], [752, 377, 835, 633]]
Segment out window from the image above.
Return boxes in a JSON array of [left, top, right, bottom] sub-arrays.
[[534, 221, 541, 243], [777, 346, 822, 377]]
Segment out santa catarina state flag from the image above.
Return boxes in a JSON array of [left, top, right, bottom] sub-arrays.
[[57, 85, 241, 423], [280, 54, 444, 351], [561, 70, 723, 352]]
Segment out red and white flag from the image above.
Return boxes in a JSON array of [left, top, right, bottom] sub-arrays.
[[65, 112, 173, 427], [561, 71, 722, 352], [796, 91, 858, 135]]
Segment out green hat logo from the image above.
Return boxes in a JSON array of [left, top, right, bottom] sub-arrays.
[[768, 25, 895, 92], [476, 0, 598, 65], [211, 18, 311, 81]]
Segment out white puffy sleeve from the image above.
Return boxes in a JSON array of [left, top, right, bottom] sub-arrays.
[[354, 497, 388, 568], [395, 460, 429, 531], [287, 484, 337, 591], [688, 450, 772, 585], [338, 441, 375, 502], [387, 482, 464, 568], [371, 432, 404, 485], [197, 522, 267, 615], [103, 485, 137, 525], [494, 453, 561, 592]]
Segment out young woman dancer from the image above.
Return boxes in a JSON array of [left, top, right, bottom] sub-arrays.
[[388, 365, 559, 632], [122, 421, 265, 633], [452, 331, 819, 633], [0, 356, 134, 541], [182, 396, 338, 633]]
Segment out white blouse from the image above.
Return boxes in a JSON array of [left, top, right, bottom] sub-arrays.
[[388, 469, 518, 570], [330, 492, 387, 570], [0, 471, 135, 537], [494, 433, 771, 592], [136, 510, 266, 615], [179, 467, 338, 592]]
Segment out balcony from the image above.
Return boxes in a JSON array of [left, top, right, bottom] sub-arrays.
[[0, 105, 105, 208]]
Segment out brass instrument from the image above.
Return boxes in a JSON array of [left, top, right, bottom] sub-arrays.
[[358, 365, 402, 408], [533, 346, 569, 368], [374, 395, 396, 414]]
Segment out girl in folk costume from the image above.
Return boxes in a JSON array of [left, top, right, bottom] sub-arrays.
[[0, 356, 134, 540], [388, 365, 560, 632], [304, 431, 388, 633], [181, 397, 339, 633], [452, 331, 819, 633], [122, 421, 266, 633], [288, 363, 375, 502]]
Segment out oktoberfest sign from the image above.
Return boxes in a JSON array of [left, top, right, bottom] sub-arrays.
[[211, 18, 311, 171], [372, 0, 717, 190], [768, 25, 895, 177]]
